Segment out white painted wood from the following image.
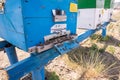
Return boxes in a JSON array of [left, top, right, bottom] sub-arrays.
[[77, 8, 112, 29], [101, 9, 112, 23], [77, 9, 100, 29]]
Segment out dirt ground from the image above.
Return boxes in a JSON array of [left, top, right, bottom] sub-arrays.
[[0, 10, 120, 80]]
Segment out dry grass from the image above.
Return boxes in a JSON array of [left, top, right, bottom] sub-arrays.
[[79, 53, 116, 80], [66, 45, 117, 80]]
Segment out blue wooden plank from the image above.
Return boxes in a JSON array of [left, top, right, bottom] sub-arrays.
[[102, 28, 107, 37], [76, 29, 96, 43], [5, 46, 18, 65], [101, 22, 109, 37], [5, 48, 59, 80], [32, 66, 45, 80], [0, 41, 9, 49]]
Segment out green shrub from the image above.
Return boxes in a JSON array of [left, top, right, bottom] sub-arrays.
[[90, 34, 100, 40], [48, 72, 60, 80], [100, 36, 110, 41], [90, 34, 110, 42], [118, 43, 120, 47], [89, 44, 99, 52], [90, 44, 98, 50], [108, 46, 115, 54], [99, 48, 105, 53]]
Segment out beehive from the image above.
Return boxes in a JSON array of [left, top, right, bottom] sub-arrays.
[[77, 0, 114, 29], [0, 0, 77, 52]]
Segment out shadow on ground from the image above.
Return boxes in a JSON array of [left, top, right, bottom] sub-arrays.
[[100, 35, 120, 47]]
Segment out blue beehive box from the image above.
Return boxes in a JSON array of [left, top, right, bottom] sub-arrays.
[[0, 0, 77, 52]]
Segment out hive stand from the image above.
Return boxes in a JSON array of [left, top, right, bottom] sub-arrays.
[[0, 22, 109, 80]]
